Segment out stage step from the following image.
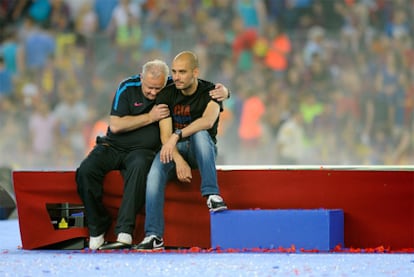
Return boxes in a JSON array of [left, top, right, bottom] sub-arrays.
[[210, 209, 344, 251]]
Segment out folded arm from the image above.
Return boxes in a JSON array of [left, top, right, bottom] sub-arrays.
[[109, 104, 169, 134]]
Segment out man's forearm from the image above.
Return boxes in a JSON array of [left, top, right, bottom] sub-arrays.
[[109, 114, 153, 134]]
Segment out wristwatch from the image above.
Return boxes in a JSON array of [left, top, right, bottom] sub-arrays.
[[174, 129, 183, 140]]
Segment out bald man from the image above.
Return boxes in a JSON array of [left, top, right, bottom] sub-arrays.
[[133, 51, 228, 251]]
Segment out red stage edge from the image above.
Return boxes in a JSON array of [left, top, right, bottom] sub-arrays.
[[12, 165, 414, 250]]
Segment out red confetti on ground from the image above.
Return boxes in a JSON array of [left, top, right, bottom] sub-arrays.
[[73, 243, 414, 254]]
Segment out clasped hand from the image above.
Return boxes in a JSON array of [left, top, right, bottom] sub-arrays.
[[160, 136, 192, 183], [160, 136, 176, 164]]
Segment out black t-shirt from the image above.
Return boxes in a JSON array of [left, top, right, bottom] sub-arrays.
[[155, 79, 222, 144], [103, 75, 173, 151]]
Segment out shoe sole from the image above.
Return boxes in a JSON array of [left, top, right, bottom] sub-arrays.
[[209, 206, 228, 212], [132, 247, 164, 252], [98, 241, 132, 250]]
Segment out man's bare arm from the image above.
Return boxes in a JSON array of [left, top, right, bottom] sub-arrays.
[[160, 101, 220, 164], [109, 104, 169, 134], [180, 101, 220, 139]]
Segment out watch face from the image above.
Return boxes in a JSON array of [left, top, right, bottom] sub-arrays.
[[174, 129, 182, 138]]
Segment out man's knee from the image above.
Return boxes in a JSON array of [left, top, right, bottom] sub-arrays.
[[192, 130, 209, 139], [76, 159, 93, 180], [191, 131, 216, 153]]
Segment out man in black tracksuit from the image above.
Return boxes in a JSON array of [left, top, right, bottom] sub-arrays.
[[76, 59, 229, 250]]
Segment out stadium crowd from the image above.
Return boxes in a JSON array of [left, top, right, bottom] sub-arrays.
[[0, 0, 413, 170]]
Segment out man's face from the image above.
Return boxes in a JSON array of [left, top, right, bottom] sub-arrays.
[[141, 74, 166, 100], [171, 59, 197, 91]]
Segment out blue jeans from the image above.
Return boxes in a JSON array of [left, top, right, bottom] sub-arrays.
[[144, 130, 220, 237]]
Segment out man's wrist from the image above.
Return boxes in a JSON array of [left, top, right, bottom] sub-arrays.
[[174, 129, 183, 140]]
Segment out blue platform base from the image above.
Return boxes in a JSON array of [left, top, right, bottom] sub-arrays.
[[210, 209, 344, 251]]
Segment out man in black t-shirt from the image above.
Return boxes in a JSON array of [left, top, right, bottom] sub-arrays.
[[134, 51, 228, 251], [76, 58, 230, 250]]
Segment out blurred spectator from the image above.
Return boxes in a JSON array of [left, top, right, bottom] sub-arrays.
[[140, 27, 171, 62], [307, 53, 331, 100], [231, 15, 258, 71], [199, 17, 232, 81], [107, 0, 143, 64], [53, 80, 88, 164], [264, 0, 285, 24], [235, 0, 267, 33], [0, 55, 13, 98], [28, 98, 58, 168], [311, 0, 344, 31], [374, 52, 401, 133], [275, 108, 306, 165], [238, 88, 266, 164], [339, 1, 366, 53], [64, 0, 90, 22], [207, 0, 234, 28], [263, 80, 291, 138], [385, 8, 410, 39], [94, 0, 118, 31], [0, 97, 27, 168], [303, 25, 326, 67], [20, 16, 56, 81], [26, 0, 52, 25], [279, 0, 301, 32], [20, 74, 39, 107], [0, 27, 20, 77], [74, 1, 98, 39], [262, 22, 292, 75], [0, 0, 23, 28], [49, 0, 72, 32], [55, 34, 88, 88], [40, 54, 62, 107]]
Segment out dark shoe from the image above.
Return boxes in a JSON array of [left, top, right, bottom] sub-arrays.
[[98, 241, 131, 250], [207, 195, 227, 212], [132, 235, 164, 251]]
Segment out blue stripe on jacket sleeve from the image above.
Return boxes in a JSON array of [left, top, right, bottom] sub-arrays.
[[113, 80, 142, 111]]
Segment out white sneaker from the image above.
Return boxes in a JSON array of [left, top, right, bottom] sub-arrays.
[[207, 195, 228, 212], [117, 232, 132, 244], [89, 233, 105, 250], [132, 235, 164, 251]]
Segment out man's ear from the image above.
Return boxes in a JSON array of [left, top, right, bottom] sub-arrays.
[[193, 67, 200, 78]]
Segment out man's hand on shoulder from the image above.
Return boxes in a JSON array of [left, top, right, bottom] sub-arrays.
[[149, 104, 170, 123], [209, 83, 230, 101]]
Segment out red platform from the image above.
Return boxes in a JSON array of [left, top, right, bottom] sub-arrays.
[[12, 166, 414, 250]]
